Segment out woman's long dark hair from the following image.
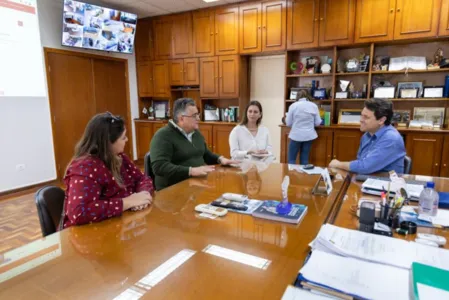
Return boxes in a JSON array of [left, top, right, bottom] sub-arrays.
[[240, 100, 263, 126], [67, 112, 126, 186]]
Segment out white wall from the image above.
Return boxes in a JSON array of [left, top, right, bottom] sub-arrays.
[[0, 0, 139, 192], [250, 55, 285, 162]]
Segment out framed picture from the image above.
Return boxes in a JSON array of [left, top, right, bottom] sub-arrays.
[[423, 86, 444, 98], [392, 110, 411, 127], [338, 109, 362, 125], [399, 88, 418, 98], [290, 87, 311, 100], [373, 86, 395, 98], [335, 91, 348, 99], [397, 82, 423, 98], [153, 101, 168, 119], [413, 107, 445, 128]]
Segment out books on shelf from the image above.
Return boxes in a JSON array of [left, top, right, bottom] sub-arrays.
[[252, 200, 307, 224]]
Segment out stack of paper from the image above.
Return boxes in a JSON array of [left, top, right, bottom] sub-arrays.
[[361, 178, 424, 199], [418, 209, 449, 227], [309, 224, 449, 270], [281, 285, 330, 300]]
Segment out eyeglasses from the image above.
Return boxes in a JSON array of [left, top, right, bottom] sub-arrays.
[[182, 113, 201, 119]]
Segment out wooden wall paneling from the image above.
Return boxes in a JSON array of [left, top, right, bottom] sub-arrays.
[[135, 122, 153, 160], [332, 129, 361, 162], [137, 61, 153, 97], [193, 10, 215, 57], [152, 60, 171, 98], [439, 0, 449, 36], [213, 125, 233, 156], [135, 18, 154, 61], [153, 17, 173, 60], [200, 56, 219, 98], [172, 13, 193, 58], [239, 2, 262, 54], [309, 129, 333, 166], [184, 58, 200, 86], [219, 55, 240, 98], [406, 133, 443, 176], [170, 59, 185, 86], [262, 0, 287, 52], [319, 0, 356, 46], [287, 0, 320, 50], [354, 0, 396, 43], [215, 6, 239, 55], [199, 124, 214, 149], [393, 0, 441, 40]]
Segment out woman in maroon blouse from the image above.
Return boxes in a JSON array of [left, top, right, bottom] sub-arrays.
[[61, 112, 154, 229]]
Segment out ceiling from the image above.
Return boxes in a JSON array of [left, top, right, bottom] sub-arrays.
[[97, 0, 249, 18]]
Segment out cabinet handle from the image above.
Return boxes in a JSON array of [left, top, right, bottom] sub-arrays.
[[443, 164, 447, 167], [333, 155, 336, 158], [320, 18, 324, 21], [435, 163, 439, 167], [397, 8, 400, 12], [390, 9, 394, 13], [258, 26, 261, 29], [314, 18, 318, 22], [263, 26, 266, 29], [215, 32, 218, 35], [210, 32, 214, 36]]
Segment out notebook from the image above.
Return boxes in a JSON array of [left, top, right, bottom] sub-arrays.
[[252, 200, 307, 224], [412, 262, 449, 300]]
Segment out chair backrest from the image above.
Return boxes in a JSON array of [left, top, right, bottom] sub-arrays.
[[35, 186, 65, 237], [404, 155, 412, 174], [144, 151, 155, 181]]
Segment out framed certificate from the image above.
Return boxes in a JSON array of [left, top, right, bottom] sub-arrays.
[[399, 88, 418, 98], [338, 109, 362, 125], [423, 86, 444, 98], [373, 87, 395, 99]]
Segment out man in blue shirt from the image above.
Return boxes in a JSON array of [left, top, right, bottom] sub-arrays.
[[329, 98, 406, 174]]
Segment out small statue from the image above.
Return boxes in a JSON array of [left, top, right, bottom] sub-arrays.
[[348, 82, 355, 94], [433, 48, 444, 65]]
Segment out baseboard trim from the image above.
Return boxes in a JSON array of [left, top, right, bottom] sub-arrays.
[[0, 180, 61, 201]]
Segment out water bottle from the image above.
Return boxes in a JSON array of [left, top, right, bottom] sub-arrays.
[[418, 182, 439, 216]]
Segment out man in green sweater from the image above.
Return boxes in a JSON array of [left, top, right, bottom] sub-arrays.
[[150, 98, 237, 190]]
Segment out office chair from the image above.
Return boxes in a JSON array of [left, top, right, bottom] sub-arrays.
[[35, 186, 65, 237], [404, 155, 412, 175], [144, 151, 155, 181]]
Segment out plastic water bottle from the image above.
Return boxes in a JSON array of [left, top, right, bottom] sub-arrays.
[[418, 182, 439, 216]]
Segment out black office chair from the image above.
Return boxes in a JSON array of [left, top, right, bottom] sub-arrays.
[[144, 151, 155, 181], [35, 186, 65, 237], [404, 155, 412, 175]]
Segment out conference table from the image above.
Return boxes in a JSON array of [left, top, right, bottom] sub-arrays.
[[0, 163, 447, 299]]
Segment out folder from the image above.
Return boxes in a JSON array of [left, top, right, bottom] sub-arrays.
[[412, 262, 449, 300]]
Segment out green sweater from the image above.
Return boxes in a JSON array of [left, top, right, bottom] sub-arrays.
[[150, 122, 220, 190]]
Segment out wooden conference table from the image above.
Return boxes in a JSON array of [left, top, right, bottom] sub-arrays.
[[0, 164, 447, 299]]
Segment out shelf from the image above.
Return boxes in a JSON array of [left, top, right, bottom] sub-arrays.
[[389, 98, 449, 101], [334, 98, 367, 102], [285, 99, 332, 103], [286, 73, 332, 78], [335, 72, 369, 76], [171, 88, 200, 91], [371, 69, 449, 75]]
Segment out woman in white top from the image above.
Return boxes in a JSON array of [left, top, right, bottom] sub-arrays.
[[286, 90, 322, 165], [229, 100, 272, 160]]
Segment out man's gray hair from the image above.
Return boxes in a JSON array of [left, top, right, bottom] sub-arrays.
[[173, 98, 196, 123]]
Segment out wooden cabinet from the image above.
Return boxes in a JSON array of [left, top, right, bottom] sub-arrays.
[[136, 61, 153, 97], [170, 58, 200, 86], [199, 124, 213, 149], [135, 122, 153, 160], [440, 135, 449, 177], [219, 55, 240, 99], [215, 7, 239, 55], [394, 0, 441, 40], [355, 0, 396, 43], [213, 125, 233, 157], [262, 1, 287, 52], [287, 0, 320, 50], [319, 0, 356, 46], [406, 133, 443, 176], [239, 3, 262, 54], [172, 13, 193, 58], [332, 129, 361, 162], [170, 59, 184, 86], [193, 10, 215, 57], [309, 129, 333, 167], [135, 19, 153, 62], [200, 57, 219, 98], [153, 122, 165, 134], [153, 17, 173, 60], [152, 60, 170, 98], [439, 0, 449, 36]]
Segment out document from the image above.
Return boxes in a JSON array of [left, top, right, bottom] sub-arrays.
[[362, 178, 424, 198], [281, 285, 330, 300], [417, 283, 449, 300], [299, 250, 410, 300]]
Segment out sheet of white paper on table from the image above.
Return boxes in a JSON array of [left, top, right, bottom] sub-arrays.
[[281, 285, 331, 300], [417, 283, 449, 300]]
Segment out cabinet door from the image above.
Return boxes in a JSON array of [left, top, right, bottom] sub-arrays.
[[309, 129, 333, 167], [153, 122, 165, 135], [170, 59, 184, 86], [135, 122, 153, 160], [215, 7, 239, 55], [213, 125, 233, 157], [153, 17, 172, 60], [354, 0, 396, 43], [406, 133, 443, 176], [262, 1, 287, 52], [193, 10, 215, 57], [239, 3, 262, 54], [199, 124, 214, 149], [219, 55, 239, 99], [287, 0, 320, 50], [135, 19, 153, 61], [439, 0, 449, 36], [172, 13, 193, 58], [200, 57, 219, 98], [280, 126, 290, 163], [137, 61, 153, 97], [184, 58, 200, 86], [440, 135, 449, 177], [319, 0, 356, 46], [332, 129, 361, 162], [152, 60, 170, 98], [394, 0, 441, 40]]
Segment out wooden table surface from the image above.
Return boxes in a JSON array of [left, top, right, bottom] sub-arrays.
[[0, 164, 350, 299]]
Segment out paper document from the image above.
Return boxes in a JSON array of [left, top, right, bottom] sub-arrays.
[[362, 178, 424, 198], [299, 250, 410, 300], [389, 56, 427, 71], [281, 285, 330, 300], [417, 283, 449, 300]]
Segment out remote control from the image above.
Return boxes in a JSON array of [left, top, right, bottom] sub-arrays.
[[195, 204, 228, 216], [415, 238, 439, 247], [211, 200, 248, 211], [222, 193, 248, 202], [417, 233, 447, 246], [303, 164, 314, 170]]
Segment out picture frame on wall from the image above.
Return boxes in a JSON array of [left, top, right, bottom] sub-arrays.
[[397, 82, 423, 98], [399, 88, 418, 99], [423, 86, 444, 98], [373, 87, 395, 99], [338, 109, 362, 125], [392, 110, 411, 127], [413, 107, 445, 128]]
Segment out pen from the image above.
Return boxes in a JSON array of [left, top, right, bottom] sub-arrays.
[[386, 182, 391, 200], [381, 192, 386, 206]]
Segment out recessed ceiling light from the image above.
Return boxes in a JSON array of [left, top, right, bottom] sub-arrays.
[[203, 0, 220, 3]]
